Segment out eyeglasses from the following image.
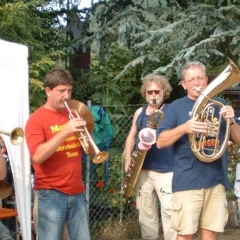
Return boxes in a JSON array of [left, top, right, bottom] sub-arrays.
[[146, 90, 161, 95], [184, 76, 206, 84]]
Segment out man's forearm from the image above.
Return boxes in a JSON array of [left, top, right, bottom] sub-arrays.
[[31, 129, 71, 164], [156, 125, 185, 149]]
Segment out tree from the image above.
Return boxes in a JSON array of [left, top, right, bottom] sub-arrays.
[[2, 0, 240, 108], [70, 0, 240, 90], [0, 0, 71, 110]]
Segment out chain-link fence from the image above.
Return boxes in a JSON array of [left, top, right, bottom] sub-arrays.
[[83, 103, 240, 239], [83, 104, 144, 240]]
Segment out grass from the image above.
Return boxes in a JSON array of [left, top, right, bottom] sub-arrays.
[[91, 218, 141, 240]]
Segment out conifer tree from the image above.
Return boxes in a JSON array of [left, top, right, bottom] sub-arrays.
[[70, 0, 240, 79]]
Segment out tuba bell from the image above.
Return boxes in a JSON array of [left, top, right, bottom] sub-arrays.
[[64, 100, 109, 164], [189, 59, 240, 162]]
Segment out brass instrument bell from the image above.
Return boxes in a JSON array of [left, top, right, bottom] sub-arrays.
[[65, 100, 109, 164], [0, 127, 24, 145]]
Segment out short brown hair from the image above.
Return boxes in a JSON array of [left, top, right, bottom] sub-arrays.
[[44, 68, 74, 89]]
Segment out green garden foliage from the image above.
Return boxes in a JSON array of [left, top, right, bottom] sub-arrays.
[[72, 0, 240, 81], [2, 0, 240, 109]]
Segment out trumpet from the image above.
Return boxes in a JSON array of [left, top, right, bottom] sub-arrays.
[[0, 127, 24, 145], [64, 100, 109, 164]]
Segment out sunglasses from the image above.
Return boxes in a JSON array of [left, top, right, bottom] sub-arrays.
[[147, 90, 161, 95]]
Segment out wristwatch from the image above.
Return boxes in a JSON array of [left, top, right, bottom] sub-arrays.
[[230, 118, 236, 126]]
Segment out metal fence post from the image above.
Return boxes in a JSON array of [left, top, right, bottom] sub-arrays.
[[84, 104, 141, 238], [86, 100, 92, 217]]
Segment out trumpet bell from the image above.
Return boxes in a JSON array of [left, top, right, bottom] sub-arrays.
[[92, 151, 109, 164], [0, 127, 24, 145], [10, 127, 24, 145]]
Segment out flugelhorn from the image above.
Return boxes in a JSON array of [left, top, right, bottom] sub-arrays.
[[64, 100, 109, 164], [0, 127, 24, 145], [189, 59, 240, 162]]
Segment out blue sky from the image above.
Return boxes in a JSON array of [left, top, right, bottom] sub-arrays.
[[79, 0, 99, 9]]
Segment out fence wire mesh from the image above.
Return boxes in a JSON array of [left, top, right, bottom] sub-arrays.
[[83, 104, 144, 239], [84, 103, 240, 240]]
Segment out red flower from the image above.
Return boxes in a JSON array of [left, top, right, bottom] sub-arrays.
[[97, 181, 104, 188]]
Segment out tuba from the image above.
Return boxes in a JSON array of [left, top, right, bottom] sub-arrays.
[[64, 100, 109, 164], [189, 59, 240, 162], [122, 99, 164, 198]]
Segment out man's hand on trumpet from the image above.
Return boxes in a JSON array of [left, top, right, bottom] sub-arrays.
[[65, 118, 87, 134]]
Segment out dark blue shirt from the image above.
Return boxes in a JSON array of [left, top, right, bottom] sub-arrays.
[[156, 96, 239, 192], [136, 104, 174, 173]]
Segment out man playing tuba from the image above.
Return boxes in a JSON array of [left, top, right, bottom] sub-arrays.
[[156, 61, 240, 240]]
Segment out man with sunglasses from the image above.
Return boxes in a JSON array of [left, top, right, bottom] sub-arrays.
[[125, 73, 176, 240], [156, 61, 240, 240]]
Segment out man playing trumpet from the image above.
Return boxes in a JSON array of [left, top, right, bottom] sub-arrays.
[[25, 68, 90, 240]]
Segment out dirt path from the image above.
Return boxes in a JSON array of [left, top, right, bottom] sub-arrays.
[[191, 228, 240, 240], [217, 228, 240, 240]]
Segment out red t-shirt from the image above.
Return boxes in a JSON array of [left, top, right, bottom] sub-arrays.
[[25, 106, 85, 194]]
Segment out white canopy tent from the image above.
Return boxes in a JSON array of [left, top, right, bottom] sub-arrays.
[[0, 39, 31, 239]]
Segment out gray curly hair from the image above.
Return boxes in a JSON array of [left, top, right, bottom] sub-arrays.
[[140, 73, 172, 101]]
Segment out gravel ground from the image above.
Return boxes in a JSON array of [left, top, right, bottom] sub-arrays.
[[217, 228, 240, 240], [191, 228, 240, 240]]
